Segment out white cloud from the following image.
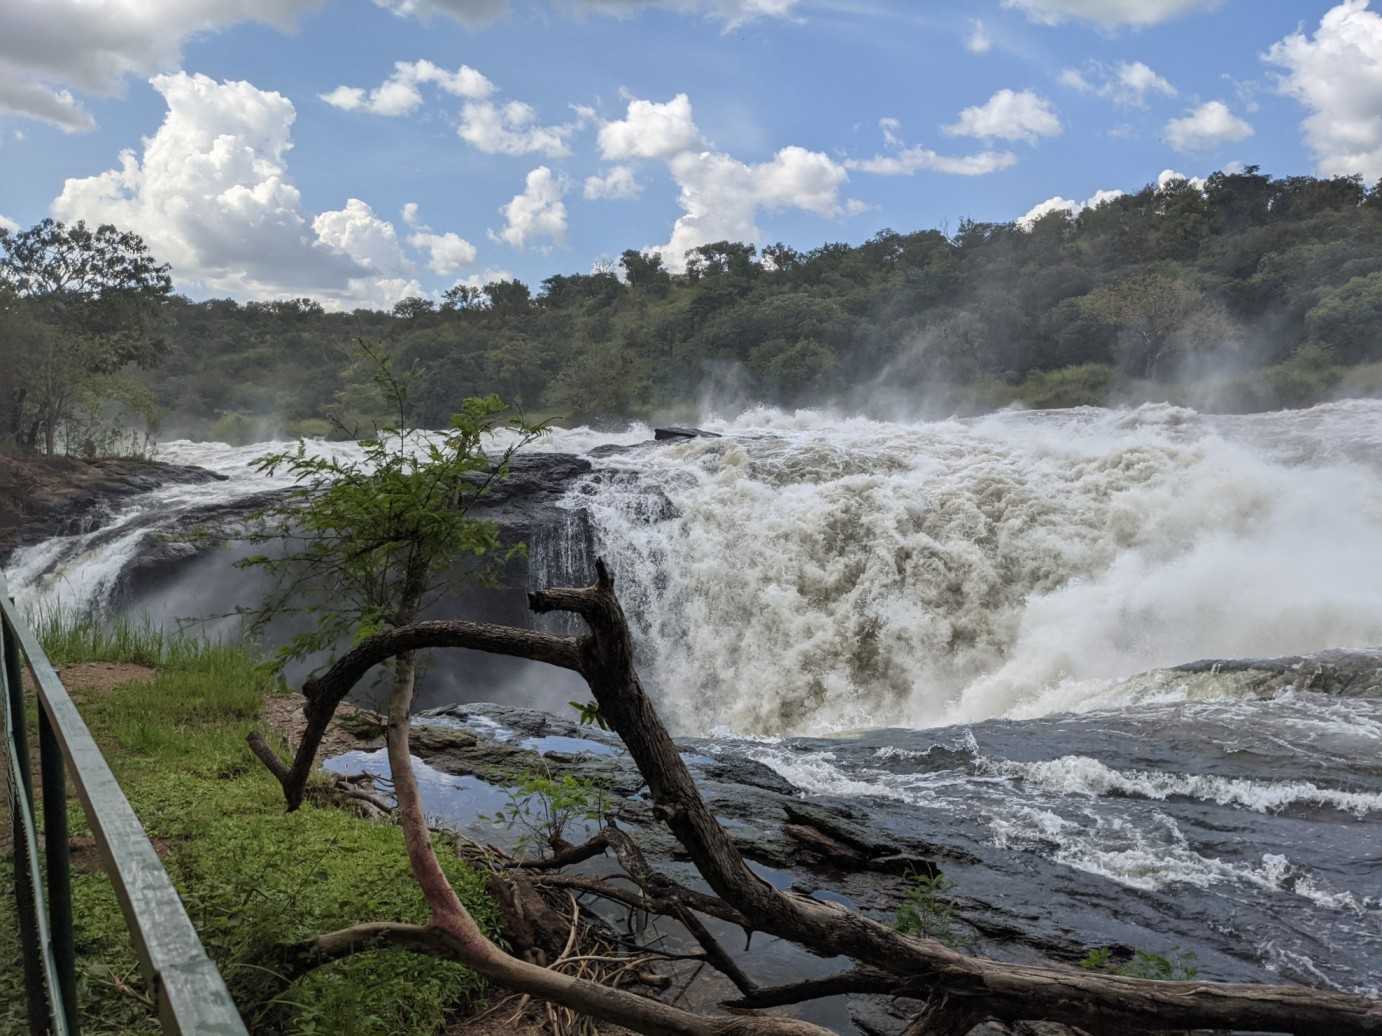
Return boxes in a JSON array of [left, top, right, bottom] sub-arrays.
[[655, 145, 853, 268], [313, 198, 409, 273], [1164, 99, 1254, 152], [1059, 67, 1093, 92], [0, 76, 95, 133], [1265, 0, 1382, 180], [944, 89, 1063, 144], [1017, 187, 1123, 228], [0, 1, 320, 130], [459, 99, 576, 157], [847, 148, 1017, 176], [402, 201, 421, 225], [321, 59, 493, 116], [1060, 60, 1176, 107], [408, 229, 479, 274], [370, 0, 509, 27], [584, 165, 643, 200], [1003, 0, 1220, 28], [570, 0, 799, 30], [598, 93, 702, 160], [1118, 61, 1177, 104], [50, 71, 418, 310], [0, 214, 19, 233], [493, 166, 568, 249], [847, 117, 1016, 176], [967, 18, 993, 55], [375, 0, 798, 30]]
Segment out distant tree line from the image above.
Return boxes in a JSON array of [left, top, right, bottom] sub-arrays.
[[6, 166, 1382, 451]]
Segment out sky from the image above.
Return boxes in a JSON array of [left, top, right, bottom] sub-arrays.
[[1, 0, 1379, 310]]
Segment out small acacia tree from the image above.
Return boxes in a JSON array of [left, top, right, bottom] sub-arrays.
[[238, 341, 544, 699]]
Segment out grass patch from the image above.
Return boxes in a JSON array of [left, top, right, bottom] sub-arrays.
[[1, 634, 497, 1036]]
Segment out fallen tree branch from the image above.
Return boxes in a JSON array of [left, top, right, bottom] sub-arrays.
[[724, 969, 900, 1009], [377, 647, 832, 1036], [528, 558, 1382, 1036], [252, 559, 1382, 1035]]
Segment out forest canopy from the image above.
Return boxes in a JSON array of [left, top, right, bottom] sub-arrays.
[[7, 166, 1382, 449]]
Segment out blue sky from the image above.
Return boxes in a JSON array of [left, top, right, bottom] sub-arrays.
[[1, 0, 1377, 308]]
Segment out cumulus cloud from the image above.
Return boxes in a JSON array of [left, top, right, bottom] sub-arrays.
[[1017, 187, 1123, 228], [324, 57, 578, 156], [408, 229, 479, 273], [492, 166, 568, 248], [584, 165, 642, 199], [0, 214, 19, 233], [966, 18, 993, 54], [655, 145, 854, 268], [459, 99, 578, 157], [1002, 0, 1221, 28], [1164, 99, 1254, 152], [944, 89, 1063, 144], [598, 93, 702, 160], [50, 71, 419, 309], [321, 59, 493, 116], [1062, 60, 1177, 107], [0, 0, 320, 130], [395, 203, 478, 273], [1265, 0, 1382, 180]]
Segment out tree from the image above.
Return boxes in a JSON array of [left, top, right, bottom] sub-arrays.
[[0, 218, 171, 453], [619, 249, 671, 296], [1077, 270, 1205, 378], [239, 345, 546, 747], [1305, 271, 1382, 364], [440, 283, 484, 311], [483, 278, 532, 316], [391, 296, 436, 320]]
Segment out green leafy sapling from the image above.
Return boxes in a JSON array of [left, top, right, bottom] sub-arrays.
[[236, 339, 546, 675]]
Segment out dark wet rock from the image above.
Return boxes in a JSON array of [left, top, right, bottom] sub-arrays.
[[465, 453, 593, 543], [1170, 648, 1382, 698], [0, 453, 225, 564], [654, 426, 722, 441]]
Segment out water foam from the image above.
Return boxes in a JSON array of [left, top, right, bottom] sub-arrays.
[[989, 754, 1382, 817], [581, 401, 1382, 735]]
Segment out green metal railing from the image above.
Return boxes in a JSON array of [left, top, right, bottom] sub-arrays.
[[1, 573, 248, 1035]]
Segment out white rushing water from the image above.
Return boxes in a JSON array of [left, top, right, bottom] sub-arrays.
[[8, 401, 1382, 736], [579, 400, 1382, 735]]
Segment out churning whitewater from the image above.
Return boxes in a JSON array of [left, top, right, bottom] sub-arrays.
[[579, 400, 1382, 735], [9, 400, 1382, 737]]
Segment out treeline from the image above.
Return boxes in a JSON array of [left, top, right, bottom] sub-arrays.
[[7, 166, 1382, 451]]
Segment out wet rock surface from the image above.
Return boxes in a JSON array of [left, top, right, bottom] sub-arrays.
[[0, 453, 226, 565], [323, 662, 1382, 1032], [1169, 649, 1382, 699]]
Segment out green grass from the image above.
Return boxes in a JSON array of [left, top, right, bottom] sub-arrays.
[[1, 630, 497, 1036]]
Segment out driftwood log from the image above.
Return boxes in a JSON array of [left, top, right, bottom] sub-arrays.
[[251, 559, 1382, 1036]]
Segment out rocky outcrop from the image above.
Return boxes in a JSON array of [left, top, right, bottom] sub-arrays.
[[1169, 649, 1382, 698], [0, 453, 226, 565]]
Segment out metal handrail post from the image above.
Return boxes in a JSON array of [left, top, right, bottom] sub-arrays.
[[39, 701, 78, 1033], [4, 609, 52, 1035]]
